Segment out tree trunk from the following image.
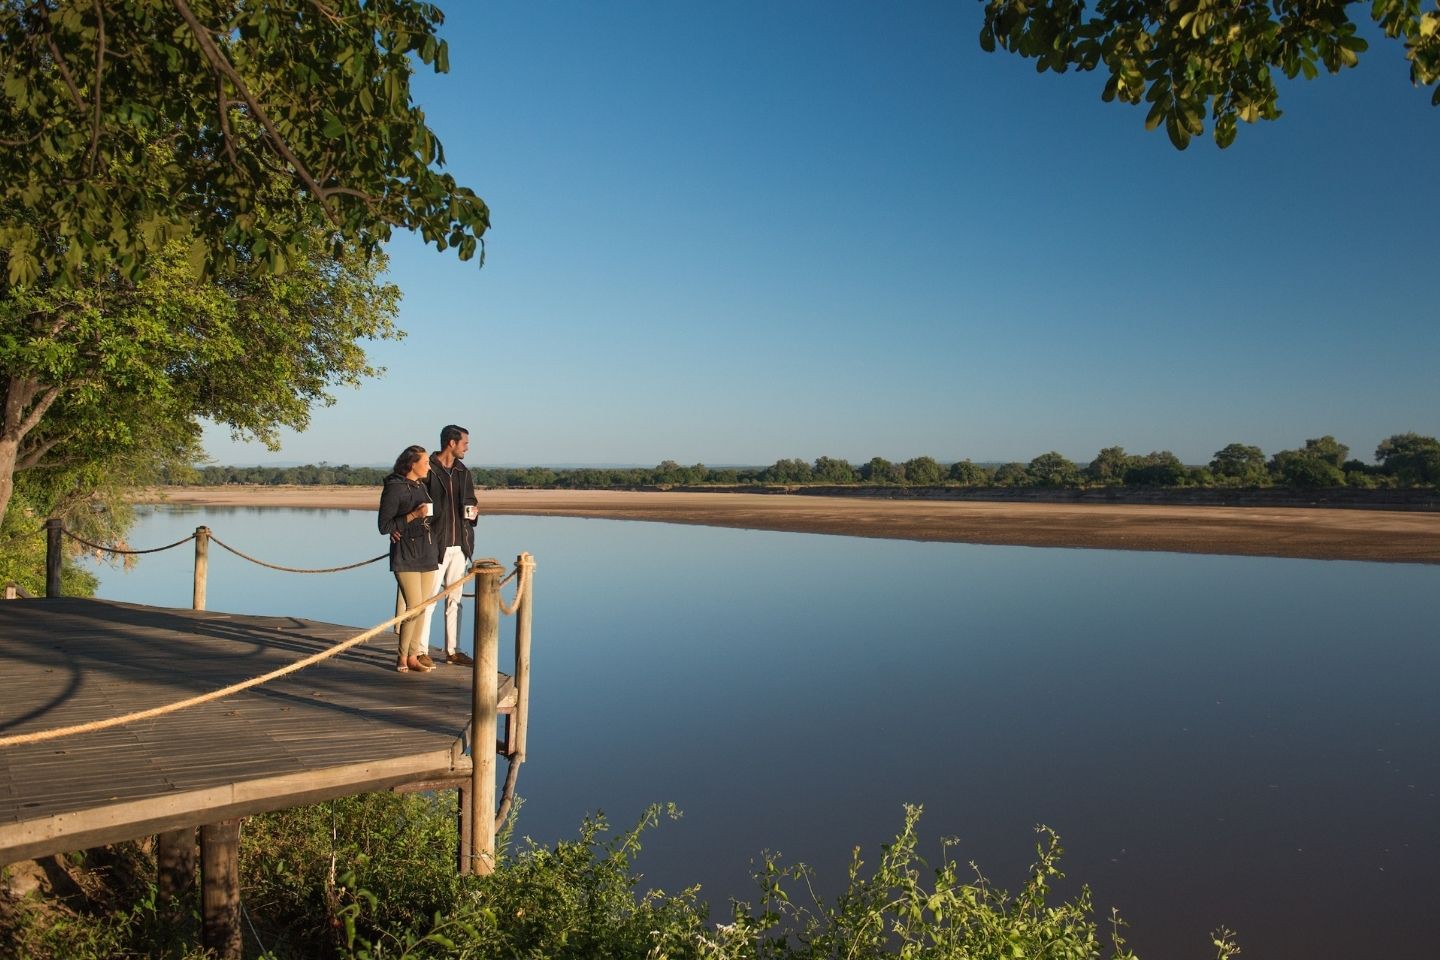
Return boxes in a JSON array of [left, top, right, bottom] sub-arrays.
[[0, 374, 64, 531], [0, 436, 19, 531]]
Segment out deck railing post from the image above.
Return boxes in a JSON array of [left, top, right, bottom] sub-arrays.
[[466, 559, 504, 876], [200, 818, 242, 960], [44, 518, 62, 598], [193, 526, 210, 611], [511, 552, 535, 761], [157, 826, 197, 924]]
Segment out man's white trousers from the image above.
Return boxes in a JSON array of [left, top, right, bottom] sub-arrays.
[[420, 544, 468, 654]]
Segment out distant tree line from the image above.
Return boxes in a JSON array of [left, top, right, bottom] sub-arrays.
[[175, 433, 1440, 491]]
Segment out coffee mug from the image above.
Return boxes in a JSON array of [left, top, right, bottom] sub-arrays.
[[465, 505, 478, 520]]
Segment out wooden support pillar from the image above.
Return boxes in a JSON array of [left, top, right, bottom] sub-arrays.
[[511, 553, 535, 761], [456, 785, 473, 874], [200, 819, 242, 960], [44, 518, 62, 598], [157, 826, 197, 908], [192, 526, 210, 611], [466, 560, 503, 875]]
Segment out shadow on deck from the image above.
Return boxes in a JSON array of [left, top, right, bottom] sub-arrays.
[[0, 597, 513, 863]]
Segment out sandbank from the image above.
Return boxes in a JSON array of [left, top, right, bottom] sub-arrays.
[[138, 486, 1440, 565]]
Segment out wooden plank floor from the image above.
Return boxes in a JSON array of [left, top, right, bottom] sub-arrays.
[[0, 597, 514, 863]]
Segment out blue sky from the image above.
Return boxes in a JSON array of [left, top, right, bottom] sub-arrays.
[[203, 1, 1440, 467]]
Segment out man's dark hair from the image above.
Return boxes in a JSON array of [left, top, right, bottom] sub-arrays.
[[440, 424, 468, 448]]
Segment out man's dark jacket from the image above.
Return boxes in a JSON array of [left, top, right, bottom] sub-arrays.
[[426, 455, 479, 558]]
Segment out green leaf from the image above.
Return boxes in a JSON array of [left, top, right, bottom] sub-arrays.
[[1165, 113, 1191, 149], [1145, 99, 1166, 131]]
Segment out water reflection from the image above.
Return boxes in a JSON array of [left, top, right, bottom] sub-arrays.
[[86, 506, 1440, 959]]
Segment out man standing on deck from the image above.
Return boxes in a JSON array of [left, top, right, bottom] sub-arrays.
[[421, 424, 479, 666]]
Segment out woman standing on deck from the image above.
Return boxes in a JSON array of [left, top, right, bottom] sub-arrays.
[[378, 445, 439, 673]]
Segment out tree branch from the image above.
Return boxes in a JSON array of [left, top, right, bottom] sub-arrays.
[[43, 30, 86, 111], [87, 0, 106, 175], [325, 186, 379, 206], [17, 434, 66, 470], [2, 378, 41, 440], [172, 0, 339, 224], [0, 131, 43, 147], [3, 379, 67, 444], [216, 73, 241, 173]]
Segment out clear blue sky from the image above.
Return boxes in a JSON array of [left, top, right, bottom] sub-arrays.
[[203, 1, 1440, 467]]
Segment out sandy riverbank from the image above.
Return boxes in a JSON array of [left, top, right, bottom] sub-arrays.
[[138, 486, 1440, 565]]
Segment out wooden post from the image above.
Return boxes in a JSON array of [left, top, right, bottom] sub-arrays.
[[467, 560, 503, 875], [4, 582, 16, 600], [200, 819, 242, 959], [511, 553, 535, 761], [157, 827, 197, 919], [192, 526, 210, 611], [456, 785, 473, 874], [44, 518, 62, 598]]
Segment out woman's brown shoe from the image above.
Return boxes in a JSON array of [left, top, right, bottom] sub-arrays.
[[416, 654, 436, 670]]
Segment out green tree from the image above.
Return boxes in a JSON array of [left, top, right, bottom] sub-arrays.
[[0, 235, 399, 528], [1303, 435, 1350, 468], [993, 461, 1031, 486], [1209, 443, 1269, 485], [1124, 451, 1187, 486], [978, 1, 1440, 149], [811, 456, 857, 484], [1269, 437, 1350, 487], [1375, 432, 1440, 485], [901, 455, 943, 486], [1086, 446, 1131, 485], [763, 458, 813, 484], [948, 458, 990, 485], [1027, 451, 1079, 487], [0, 0, 488, 289], [652, 460, 685, 484], [860, 456, 905, 484], [1270, 450, 1345, 486]]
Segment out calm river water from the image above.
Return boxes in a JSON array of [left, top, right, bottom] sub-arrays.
[[83, 505, 1438, 959]]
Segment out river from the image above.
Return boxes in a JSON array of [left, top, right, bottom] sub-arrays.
[[80, 504, 1440, 959]]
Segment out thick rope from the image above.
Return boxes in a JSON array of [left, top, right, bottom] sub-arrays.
[[0, 566, 489, 748], [497, 555, 534, 616], [207, 533, 387, 574], [62, 529, 196, 556]]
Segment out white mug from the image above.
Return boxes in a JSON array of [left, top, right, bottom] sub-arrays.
[[421, 502, 433, 517], [464, 505, 478, 520]]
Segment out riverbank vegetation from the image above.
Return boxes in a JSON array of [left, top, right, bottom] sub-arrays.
[[182, 432, 1440, 491], [1, 793, 1237, 959]]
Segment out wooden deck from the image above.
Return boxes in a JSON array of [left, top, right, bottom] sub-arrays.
[[0, 597, 513, 864]]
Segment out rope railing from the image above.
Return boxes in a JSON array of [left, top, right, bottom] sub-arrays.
[[63, 529, 197, 556], [0, 562, 495, 749], [56, 523, 386, 574], [207, 533, 388, 574], [498, 558, 532, 616]]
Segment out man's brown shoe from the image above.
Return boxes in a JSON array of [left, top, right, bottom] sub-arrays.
[[446, 651, 474, 666]]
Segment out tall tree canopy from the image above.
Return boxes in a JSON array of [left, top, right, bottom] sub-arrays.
[[0, 0, 489, 288], [978, 0, 1440, 148], [0, 231, 400, 529]]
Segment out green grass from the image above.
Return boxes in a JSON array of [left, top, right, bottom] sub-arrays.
[[0, 794, 1238, 959]]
